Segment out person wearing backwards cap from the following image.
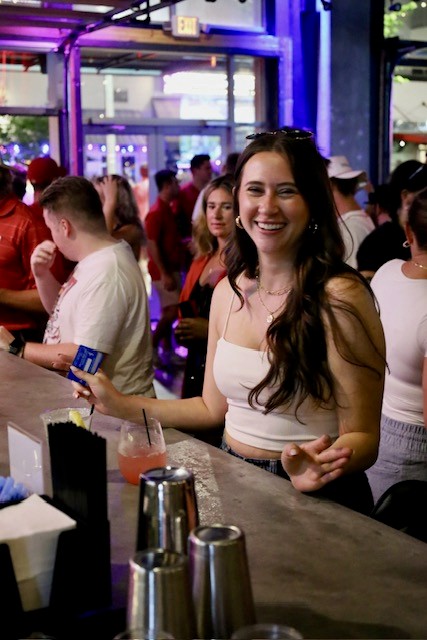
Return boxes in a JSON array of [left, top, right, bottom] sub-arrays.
[[27, 156, 65, 189], [326, 156, 374, 269]]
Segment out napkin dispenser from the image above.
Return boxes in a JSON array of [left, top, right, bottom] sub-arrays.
[[0, 494, 77, 612], [0, 421, 112, 632]]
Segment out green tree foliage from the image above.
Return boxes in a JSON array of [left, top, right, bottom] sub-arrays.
[[0, 115, 49, 161], [1, 115, 48, 146], [384, 2, 418, 38]]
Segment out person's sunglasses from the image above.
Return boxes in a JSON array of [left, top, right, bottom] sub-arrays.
[[246, 126, 314, 141]]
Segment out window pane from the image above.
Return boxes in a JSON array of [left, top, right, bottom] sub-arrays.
[[0, 57, 48, 108]]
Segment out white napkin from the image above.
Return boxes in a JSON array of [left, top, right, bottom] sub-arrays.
[[0, 494, 76, 611]]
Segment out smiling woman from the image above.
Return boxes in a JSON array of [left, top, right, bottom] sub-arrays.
[[70, 128, 386, 515], [175, 174, 235, 402]]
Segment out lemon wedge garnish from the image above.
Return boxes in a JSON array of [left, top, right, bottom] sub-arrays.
[[69, 409, 87, 429]]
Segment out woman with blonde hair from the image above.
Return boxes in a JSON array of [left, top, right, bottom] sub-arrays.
[[175, 174, 235, 399]]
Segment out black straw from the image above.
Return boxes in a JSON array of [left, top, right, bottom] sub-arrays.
[[142, 408, 151, 446]]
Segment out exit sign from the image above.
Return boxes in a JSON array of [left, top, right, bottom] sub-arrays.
[[171, 15, 200, 39]]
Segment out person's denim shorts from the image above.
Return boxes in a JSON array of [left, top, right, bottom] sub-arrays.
[[220, 439, 289, 478], [220, 437, 373, 514]]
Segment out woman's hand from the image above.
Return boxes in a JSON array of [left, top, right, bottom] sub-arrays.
[[99, 176, 119, 232], [70, 366, 127, 418], [100, 175, 118, 204], [175, 318, 209, 344], [281, 434, 353, 492]]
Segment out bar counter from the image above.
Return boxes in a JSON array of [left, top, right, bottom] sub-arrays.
[[1, 352, 426, 639]]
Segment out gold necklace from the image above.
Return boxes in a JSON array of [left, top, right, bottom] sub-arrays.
[[256, 281, 290, 323], [255, 268, 293, 296], [411, 260, 427, 271]]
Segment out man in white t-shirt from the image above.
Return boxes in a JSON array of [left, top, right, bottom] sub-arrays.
[[326, 156, 375, 269], [0, 176, 154, 396]]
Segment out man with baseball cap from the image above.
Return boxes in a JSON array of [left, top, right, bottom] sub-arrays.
[[27, 156, 64, 189], [326, 156, 374, 269]]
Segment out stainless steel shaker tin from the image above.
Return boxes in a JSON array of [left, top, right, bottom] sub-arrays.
[[137, 466, 199, 554], [127, 548, 196, 640], [188, 524, 256, 640]]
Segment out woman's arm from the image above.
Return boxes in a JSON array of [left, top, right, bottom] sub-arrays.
[[282, 276, 385, 492], [323, 276, 385, 471], [100, 176, 118, 233]]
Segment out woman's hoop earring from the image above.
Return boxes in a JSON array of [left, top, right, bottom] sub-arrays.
[[402, 240, 410, 248], [235, 216, 244, 229]]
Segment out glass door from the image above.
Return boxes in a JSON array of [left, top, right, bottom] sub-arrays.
[[83, 124, 228, 200]]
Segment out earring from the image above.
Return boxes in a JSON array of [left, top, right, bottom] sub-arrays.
[[235, 216, 244, 229], [308, 220, 318, 234], [402, 240, 410, 248]]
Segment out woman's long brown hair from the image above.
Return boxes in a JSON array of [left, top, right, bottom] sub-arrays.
[[226, 133, 383, 418]]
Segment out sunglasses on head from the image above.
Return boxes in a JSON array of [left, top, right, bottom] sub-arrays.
[[246, 127, 314, 141]]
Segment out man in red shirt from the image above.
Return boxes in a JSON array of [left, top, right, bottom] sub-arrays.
[[145, 169, 185, 366], [0, 164, 48, 340], [175, 154, 212, 244]]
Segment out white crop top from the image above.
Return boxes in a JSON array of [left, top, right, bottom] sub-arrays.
[[213, 286, 339, 451]]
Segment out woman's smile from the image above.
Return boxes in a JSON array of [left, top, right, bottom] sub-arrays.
[[254, 220, 288, 232]]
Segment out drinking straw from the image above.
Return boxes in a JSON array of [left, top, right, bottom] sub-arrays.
[[142, 408, 151, 446], [89, 404, 95, 417]]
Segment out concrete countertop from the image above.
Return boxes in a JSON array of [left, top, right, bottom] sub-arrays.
[[1, 352, 426, 639]]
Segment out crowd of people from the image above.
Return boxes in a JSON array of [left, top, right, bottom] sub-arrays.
[[0, 134, 426, 516]]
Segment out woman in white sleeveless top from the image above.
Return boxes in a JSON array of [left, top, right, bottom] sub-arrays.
[[366, 187, 427, 503], [71, 128, 385, 513]]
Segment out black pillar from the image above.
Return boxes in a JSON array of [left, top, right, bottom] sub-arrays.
[[330, 0, 384, 185]]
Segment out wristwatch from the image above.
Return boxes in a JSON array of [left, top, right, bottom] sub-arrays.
[[8, 335, 26, 357]]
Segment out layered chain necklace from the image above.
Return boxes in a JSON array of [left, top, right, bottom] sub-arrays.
[[255, 270, 292, 324], [411, 260, 427, 272]]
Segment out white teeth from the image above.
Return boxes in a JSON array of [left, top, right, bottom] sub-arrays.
[[257, 222, 285, 231]]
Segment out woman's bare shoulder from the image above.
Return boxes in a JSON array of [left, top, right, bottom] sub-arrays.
[[325, 273, 373, 306], [211, 272, 252, 314]]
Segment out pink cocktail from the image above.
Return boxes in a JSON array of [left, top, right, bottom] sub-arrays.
[[118, 449, 167, 485], [117, 417, 167, 485]]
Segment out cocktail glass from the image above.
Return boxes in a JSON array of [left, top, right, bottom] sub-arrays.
[[40, 406, 93, 435], [118, 418, 167, 485]]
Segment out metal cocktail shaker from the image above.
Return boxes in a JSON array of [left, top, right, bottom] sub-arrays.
[[127, 548, 196, 640], [137, 466, 199, 554], [188, 524, 256, 640]]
